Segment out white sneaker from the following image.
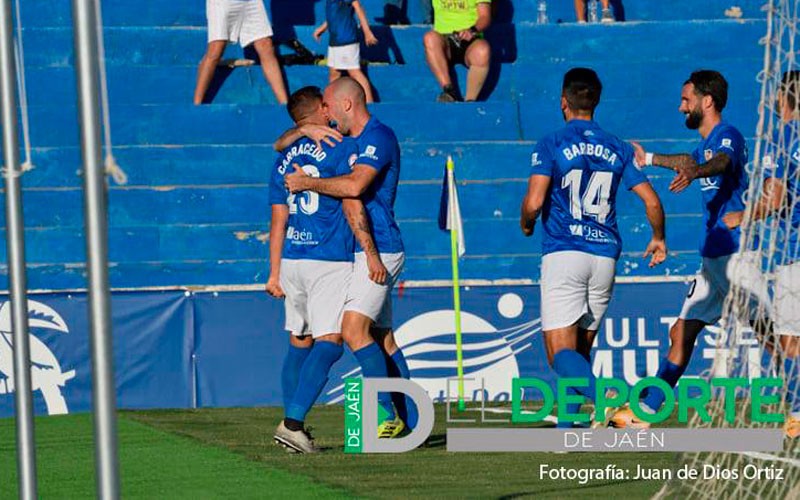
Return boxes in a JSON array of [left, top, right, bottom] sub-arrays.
[[274, 421, 319, 454]]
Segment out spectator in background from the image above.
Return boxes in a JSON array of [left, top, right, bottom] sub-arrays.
[[574, 0, 614, 23], [382, 0, 433, 25], [194, 0, 288, 105], [314, 0, 379, 103], [423, 0, 491, 102]]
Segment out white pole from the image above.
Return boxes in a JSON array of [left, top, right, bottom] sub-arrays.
[[0, 0, 37, 497], [71, 0, 120, 498]]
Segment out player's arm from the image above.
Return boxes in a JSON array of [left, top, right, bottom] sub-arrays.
[[352, 1, 378, 46], [285, 163, 378, 198], [457, 2, 491, 41], [313, 21, 328, 42], [630, 141, 730, 193], [266, 205, 289, 298], [728, 177, 787, 229], [631, 182, 667, 267], [273, 124, 343, 152], [520, 175, 551, 237], [342, 198, 387, 284]]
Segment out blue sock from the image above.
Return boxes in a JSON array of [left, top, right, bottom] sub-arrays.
[[285, 341, 343, 423], [386, 348, 418, 429], [552, 350, 597, 403], [785, 357, 800, 417], [354, 342, 396, 420], [642, 359, 685, 412], [281, 344, 311, 410], [556, 386, 583, 428]]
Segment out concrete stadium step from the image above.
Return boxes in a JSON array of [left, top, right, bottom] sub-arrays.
[[6, 250, 702, 291], [26, 57, 762, 106], [20, 0, 764, 28], [20, 21, 764, 69], [20, 140, 721, 189], [18, 98, 759, 148], [0, 212, 702, 265]]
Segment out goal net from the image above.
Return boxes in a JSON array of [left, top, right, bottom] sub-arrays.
[[657, 1, 800, 497]]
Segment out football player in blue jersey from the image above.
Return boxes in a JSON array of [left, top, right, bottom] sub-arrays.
[[279, 77, 416, 438], [725, 70, 800, 438], [612, 70, 750, 427], [521, 68, 667, 428], [267, 86, 378, 453]]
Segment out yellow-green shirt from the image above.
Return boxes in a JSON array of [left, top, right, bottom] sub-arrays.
[[434, 0, 491, 35]]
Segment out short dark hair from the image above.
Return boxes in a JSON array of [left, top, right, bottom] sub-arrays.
[[685, 70, 728, 111], [781, 70, 800, 112], [287, 86, 323, 123], [562, 68, 602, 112]]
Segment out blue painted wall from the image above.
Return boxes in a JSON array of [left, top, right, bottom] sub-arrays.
[[0, 1, 766, 289]]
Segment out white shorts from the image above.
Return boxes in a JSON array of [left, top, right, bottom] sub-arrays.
[[679, 255, 733, 324], [327, 43, 361, 70], [345, 252, 405, 328], [540, 251, 616, 331], [280, 259, 352, 338], [728, 250, 772, 324], [775, 261, 800, 337], [206, 0, 273, 47]]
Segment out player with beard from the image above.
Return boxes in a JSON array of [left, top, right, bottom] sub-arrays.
[[610, 70, 749, 428]]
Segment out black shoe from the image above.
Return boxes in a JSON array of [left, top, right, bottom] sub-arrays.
[[437, 85, 461, 103]]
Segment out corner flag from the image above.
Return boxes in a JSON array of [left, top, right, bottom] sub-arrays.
[[438, 156, 466, 257], [438, 156, 466, 410]]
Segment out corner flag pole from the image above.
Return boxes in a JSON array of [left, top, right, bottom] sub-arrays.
[[446, 157, 465, 411]]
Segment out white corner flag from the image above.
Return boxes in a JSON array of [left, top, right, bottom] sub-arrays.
[[438, 156, 466, 257]]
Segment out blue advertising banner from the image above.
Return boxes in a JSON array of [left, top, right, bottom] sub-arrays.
[[0, 283, 763, 418]]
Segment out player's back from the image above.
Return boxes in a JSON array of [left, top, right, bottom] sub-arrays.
[[269, 136, 358, 261], [531, 119, 647, 260]]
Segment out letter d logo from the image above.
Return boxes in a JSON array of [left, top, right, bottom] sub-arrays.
[[344, 377, 434, 453]]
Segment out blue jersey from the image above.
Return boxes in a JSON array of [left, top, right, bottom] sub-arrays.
[[691, 122, 748, 258], [326, 0, 358, 47], [353, 117, 404, 254], [530, 119, 649, 260], [764, 120, 800, 265], [269, 137, 358, 261]]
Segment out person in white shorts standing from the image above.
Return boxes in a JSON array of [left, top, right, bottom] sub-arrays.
[[520, 68, 667, 429], [281, 77, 415, 438], [266, 86, 368, 453], [313, 0, 378, 103], [727, 70, 800, 438], [194, 0, 287, 105], [613, 70, 749, 427]]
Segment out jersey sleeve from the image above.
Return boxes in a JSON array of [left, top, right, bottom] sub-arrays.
[[268, 156, 289, 206], [334, 139, 359, 177], [620, 142, 648, 190], [355, 131, 394, 173], [529, 137, 555, 177], [714, 127, 746, 172]]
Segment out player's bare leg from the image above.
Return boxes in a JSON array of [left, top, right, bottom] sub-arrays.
[[193, 40, 227, 105], [328, 67, 342, 84], [464, 39, 490, 101], [573, 0, 587, 22], [252, 37, 288, 104], [347, 68, 374, 103]]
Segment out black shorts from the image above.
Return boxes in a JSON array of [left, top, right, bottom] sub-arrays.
[[446, 34, 480, 66]]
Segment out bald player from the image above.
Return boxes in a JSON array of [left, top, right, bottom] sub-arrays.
[[278, 77, 415, 438]]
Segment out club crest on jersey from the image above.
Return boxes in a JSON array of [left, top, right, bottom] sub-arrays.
[[704, 149, 713, 161]]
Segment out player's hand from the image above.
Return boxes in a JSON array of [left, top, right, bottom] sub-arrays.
[[366, 253, 388, 284], [631, 141, 647, 168], [520, 218, 535, 237], [364, 30, 378, 46], [299, 124, 343, 149], [265, 276, 285, 298], [313, 26, 325, 42], [643, 238, 667, 268], [722, 210, 744, 230], [669, 166, 696, 193], [457, 29, 475, 42], [285, 164, 310, 193]]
